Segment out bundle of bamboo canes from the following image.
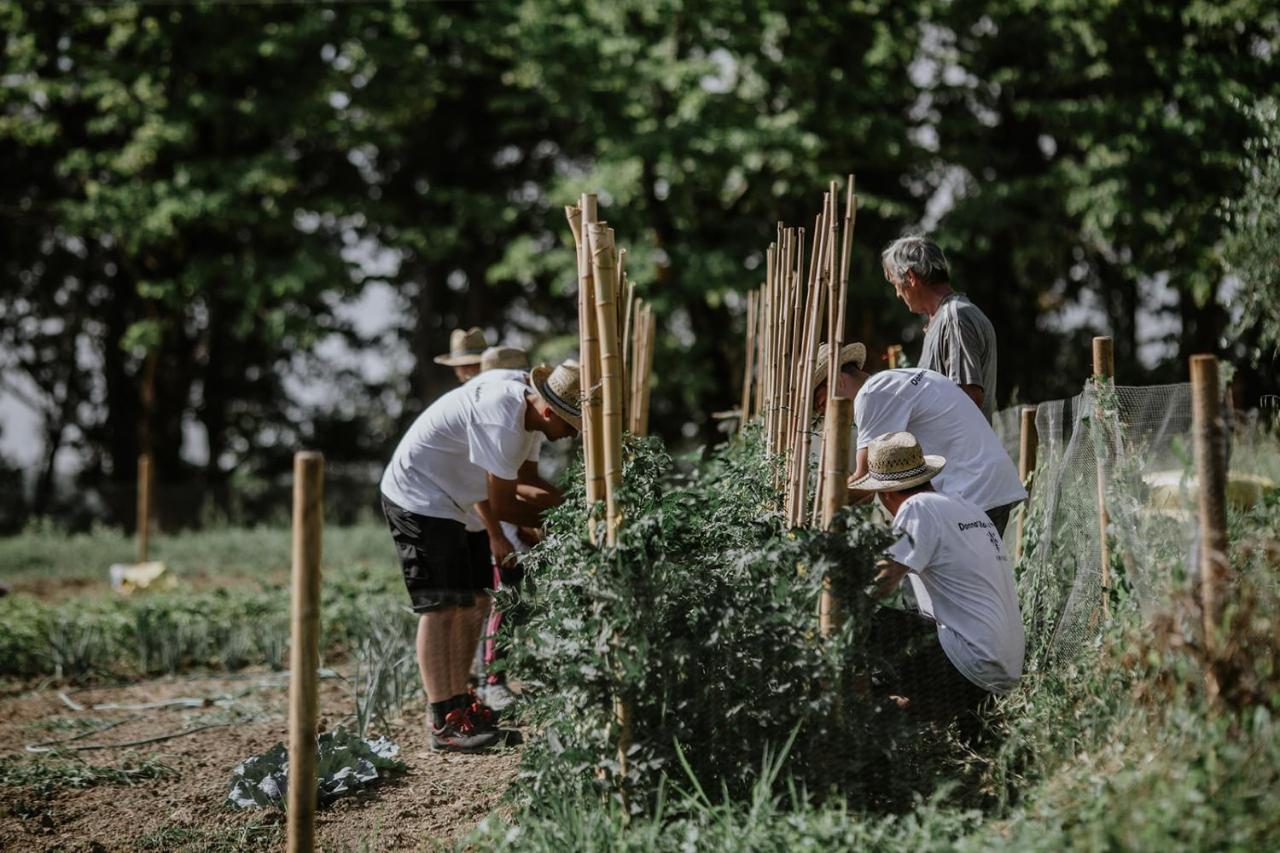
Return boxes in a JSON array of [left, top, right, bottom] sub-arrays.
[[739, 176, 857, 531]]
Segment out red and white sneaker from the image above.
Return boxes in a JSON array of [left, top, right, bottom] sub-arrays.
[[464, 691, 500, 732], [430, 708, 499, 753]]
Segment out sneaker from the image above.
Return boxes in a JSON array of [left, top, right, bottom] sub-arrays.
[[482, 682, 518, 713], [430, 708, 499, 753], [464, 693, 500, 732]]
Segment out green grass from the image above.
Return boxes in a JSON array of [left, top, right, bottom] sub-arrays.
[[135, 819, 283, 851], [0, 521, 394, 585], [0, 751, 176, 793]]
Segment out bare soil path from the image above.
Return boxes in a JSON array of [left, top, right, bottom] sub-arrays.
[[0, 673, 521, 851]]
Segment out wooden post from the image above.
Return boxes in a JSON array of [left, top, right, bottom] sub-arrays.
[[1190, 355, 1229, 688], [1092, 336, 1114, 618], [588, 223, 624, 546], [620, 275, 635, 431], [887, 345, 902, 369], [136, 453, 153, 563], [1012, 406, 1038, 563], [818, 397, 854, 636], [288, 451, 324, 853]]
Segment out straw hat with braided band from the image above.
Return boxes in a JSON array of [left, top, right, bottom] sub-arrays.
[[530, 362, 583, 430], [811, 341, 867, 393], [481, 345, 530, 372], [850, 431, 946, 492], [433, 327, 487, 366]]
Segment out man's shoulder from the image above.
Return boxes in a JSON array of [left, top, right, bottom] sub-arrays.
[[947, 293, 995, 332]]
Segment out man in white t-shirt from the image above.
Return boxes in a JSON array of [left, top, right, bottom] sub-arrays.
[[852, 431, 1024, 729], [380, 361, 581, 752], [811, 342, 1026, 536]]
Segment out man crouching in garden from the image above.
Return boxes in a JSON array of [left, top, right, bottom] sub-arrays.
[[379, 361, 581, 752], [856, 431, 1024, 735]]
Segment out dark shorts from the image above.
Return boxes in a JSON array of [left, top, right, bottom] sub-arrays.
[[865, 607, 991, 726], [381, 496, 493, 613]]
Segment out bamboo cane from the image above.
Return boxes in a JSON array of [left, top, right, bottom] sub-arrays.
[[789, 208, 830, 528], [1092, 336, 1114, 619], [740, 291, 757, 431], [288, 451, 324, 853], [588, 223, 624, 547], [639, 306, 656, 436], [760, 248, 776, 453], [568, 201, 605, 540], [835, 175, 855, 366], [752, 285, 765, 420], [818, 397, 854, 635], [621, 275, 635, 431]]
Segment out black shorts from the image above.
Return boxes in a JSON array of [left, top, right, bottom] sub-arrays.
[[865, 607, 991, 726], [381, 496, 493, 613]]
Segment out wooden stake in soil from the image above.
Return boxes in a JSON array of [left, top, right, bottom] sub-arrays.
[[136, 453, 153, 563], [818, 397, 854, 636], [638, 307, 656, 436], [288, 451, 324, 853], [1012, 406, 1038, 563], [1092, 336, 1114, 618], [588, 223, 624, 546], [1190, 354, 1230, 690]]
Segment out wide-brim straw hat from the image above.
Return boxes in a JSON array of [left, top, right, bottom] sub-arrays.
[[850, 431, 946, 492], [811, 342, 867, 392], [481, 345, 530, 372], [530, 362, 583, 430], [433, 327, 487, 366]]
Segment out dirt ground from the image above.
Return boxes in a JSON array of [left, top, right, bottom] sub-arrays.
[[0, 673, 522, 851]]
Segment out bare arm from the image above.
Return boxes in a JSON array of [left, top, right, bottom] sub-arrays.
[[474, 500, 515, 568], [872, 559, 911, 600], [487, 472, 548, 527], [515, 459, 563, 511], [846, 446, 875, 505], [959, 383, 985, 411]]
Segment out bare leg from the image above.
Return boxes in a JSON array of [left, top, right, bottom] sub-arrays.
[[418, 610, 455, 708], [450, 594, 490, 699]]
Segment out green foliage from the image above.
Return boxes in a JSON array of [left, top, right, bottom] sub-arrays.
[[0, 559, 403, 681], [505, 433, 961, 812], [0, 751, 175, 794], [1224, 99, 1280, 360]]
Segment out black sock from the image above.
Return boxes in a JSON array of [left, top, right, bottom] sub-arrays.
[[450, 694, 470, 712], [430, 700, 452, 729]]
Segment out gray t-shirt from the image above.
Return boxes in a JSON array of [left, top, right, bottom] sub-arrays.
[[919, 292, 998, 421]]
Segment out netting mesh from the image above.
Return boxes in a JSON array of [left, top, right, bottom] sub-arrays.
[[998, 382, 1199, 667]]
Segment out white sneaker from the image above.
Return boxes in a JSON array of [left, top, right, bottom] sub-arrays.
[[482, 682, 518, 712]]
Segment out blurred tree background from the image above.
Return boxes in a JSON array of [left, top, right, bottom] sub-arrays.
[[0, 0, 1276, 531]]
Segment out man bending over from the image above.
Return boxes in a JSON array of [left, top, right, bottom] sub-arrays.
[[380, 361, 581, 752]]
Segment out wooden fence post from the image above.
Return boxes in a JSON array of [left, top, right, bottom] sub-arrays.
[[1190, 355, 1229, 700], [136, 453, 153, 563], [887, 344, 902, 370], [818, 397, 854, 636], [1092, 336, 1114, 619], [288, 451, 324, 853], [1013, 406, 1038, 562]]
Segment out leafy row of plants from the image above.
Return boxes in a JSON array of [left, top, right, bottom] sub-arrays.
[[0, 565, 405, 680], [500, 430, 975, 814]]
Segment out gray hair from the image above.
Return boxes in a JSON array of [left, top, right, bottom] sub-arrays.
[[880, 236, 950, 286]]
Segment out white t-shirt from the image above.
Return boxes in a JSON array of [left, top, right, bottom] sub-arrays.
[[380, 377, 538, 526], [855, 369, 1026, 511], [887, 491, 1025, 694]]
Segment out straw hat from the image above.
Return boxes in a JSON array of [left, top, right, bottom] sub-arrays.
[[433, 327, 487, 366], [849, 431, 945, 492], [530, 361, 583, 430], [481, 345, 530, 372], [811, 342, 867, 392]]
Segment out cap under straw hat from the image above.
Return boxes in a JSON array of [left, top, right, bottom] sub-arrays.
[[433, 327, 488, 366], [811, 341, 867, 393], [530, 361, 583, 430], [849, 431, 946, 492], [481, 345, 530, 372]]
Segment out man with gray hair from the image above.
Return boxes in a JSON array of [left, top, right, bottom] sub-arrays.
[[882, 236, 998, 421]]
